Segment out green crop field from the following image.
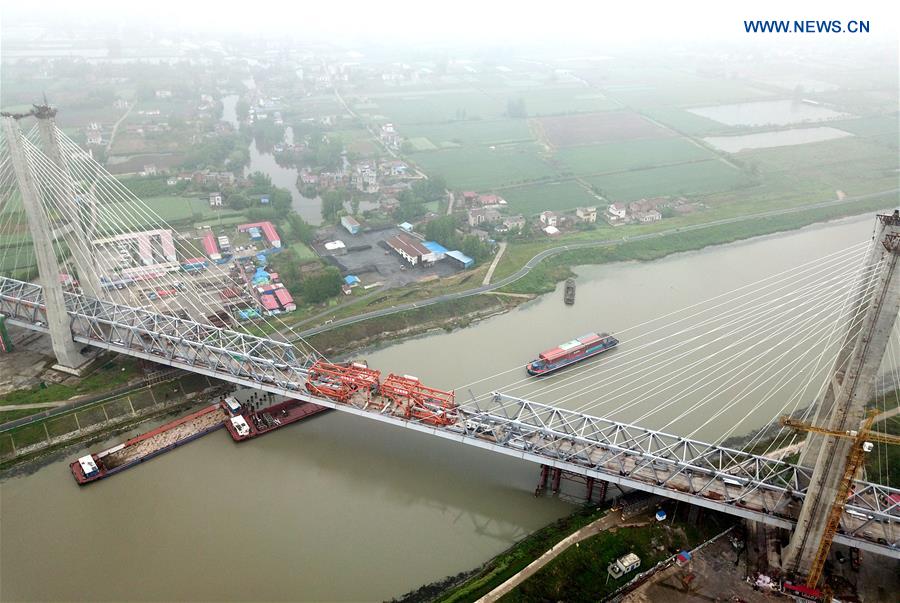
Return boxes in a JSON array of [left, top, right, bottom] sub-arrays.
[[374, 90, 507, 124], [639, 107, 730, 135], [141, 196, 245, 225], [830, 114, 899, 149], [738, 137, 899, 195], [509, 87, 619, 115], [401, 119, 534, 147], [501, 180, 599, 215], [555, 137, 714, 176], [409, 143, 555, 190], [587, 160, 752, 201]]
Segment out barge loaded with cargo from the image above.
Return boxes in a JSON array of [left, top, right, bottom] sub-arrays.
[[222, 396, 329, 441], [71, 402, 229, 484], [526, 332, 618, 376]]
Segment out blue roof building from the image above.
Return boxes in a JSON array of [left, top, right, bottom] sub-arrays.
[[399, 222, 414, 232], [446, 250, 474, 269], [344, 275, 361, 286]]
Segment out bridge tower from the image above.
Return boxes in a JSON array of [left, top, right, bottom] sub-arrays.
[[784, 212, 900, 578], [1, 115, 87, 372], [33, 104, 102, 298]]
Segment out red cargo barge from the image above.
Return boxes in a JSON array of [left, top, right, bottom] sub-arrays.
[[222, 396, 329, 441], [70, 402, 228, 485]]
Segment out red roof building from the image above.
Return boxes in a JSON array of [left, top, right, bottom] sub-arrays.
[[237, 221, 282, 248]]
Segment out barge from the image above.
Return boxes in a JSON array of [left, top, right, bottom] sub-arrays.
[[526, 332, 618, 376], [71, 402, 228, 484], [564, 278, 576, 305], [222, 396, 329, 441]]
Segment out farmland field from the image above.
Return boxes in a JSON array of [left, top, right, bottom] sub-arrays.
[[829, 114, 899, 149], [508, 87, 619, 115], [738, 137, 899, 195], [587, 160, 753, 201], [555, 138, 713, 175], [639, 107, 728, 136], [409, 143, 555, 190], [501, 181, 600, 215], [400, 119, 534, 147], [373, 90, 507, 124], [537, 111, 672, 147]]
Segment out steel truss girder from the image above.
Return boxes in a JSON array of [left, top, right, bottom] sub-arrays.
[[0, 277, 896, 556]]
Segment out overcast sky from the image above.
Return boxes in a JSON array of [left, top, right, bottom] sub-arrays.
[[2, 0, 898, 48]]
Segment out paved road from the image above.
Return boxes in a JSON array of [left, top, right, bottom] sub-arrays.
[[482, 241, 507, 286], [0, 402, 66, 412], [479, 513, 651, 602], [291, 189, 898, 340]]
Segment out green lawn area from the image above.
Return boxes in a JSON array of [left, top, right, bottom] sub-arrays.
[[587, 160, 753, 201], [409, 143, 556, 190], [611, 76, 774, 108], [502, 181, 600, 215], [408, 137, 438, 151], [555, 137, 714, 176], [402, 119, 534, 147], [141, 196, 244, 225], [287, 241, 317, 261]]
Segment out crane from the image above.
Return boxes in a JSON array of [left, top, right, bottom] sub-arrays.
[[780, 410, 900, 589]]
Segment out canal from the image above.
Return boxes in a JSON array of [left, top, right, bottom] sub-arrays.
[[222, 94, 323, 225], [0, 213, 886, 601]]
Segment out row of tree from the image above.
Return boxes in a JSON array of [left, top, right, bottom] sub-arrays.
[[423, 215, 493, 261]]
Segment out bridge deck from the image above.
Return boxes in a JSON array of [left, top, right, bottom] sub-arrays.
[[1, 275, 896, 558]]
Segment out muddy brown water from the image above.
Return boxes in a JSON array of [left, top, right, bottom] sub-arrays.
[[0, 214, 886, 601]]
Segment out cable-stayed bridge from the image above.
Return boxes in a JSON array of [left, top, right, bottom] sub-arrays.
[[0, 107, 898, 575]]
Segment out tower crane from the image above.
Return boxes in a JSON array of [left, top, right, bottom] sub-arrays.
[[780, 410, 900, 589]]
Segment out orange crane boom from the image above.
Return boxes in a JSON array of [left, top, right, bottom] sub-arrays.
[[779, 410, 899, 588]]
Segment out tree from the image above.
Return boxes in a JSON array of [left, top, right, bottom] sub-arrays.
[[226, 192, 249, 210], [301, 267, 342, 303], [321, 190, 347, 223]]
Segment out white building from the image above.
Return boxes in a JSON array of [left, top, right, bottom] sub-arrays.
[[576, 207, 598, 223], [607, 203, 627, 219], [209, 192, 223, 207], [635, 209, 662, 223], [539, 211, 559, 228], [608, 553, 641, 579]]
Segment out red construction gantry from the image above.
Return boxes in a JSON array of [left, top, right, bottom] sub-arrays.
[[305, 360, 381, 403], [380, 373, 457, 426]]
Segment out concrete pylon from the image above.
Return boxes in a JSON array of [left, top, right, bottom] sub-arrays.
[[798, 236, 888, 467], [34, 105, 102, 299], [784, 212, 900, 577], [2, 116, 85, 371]]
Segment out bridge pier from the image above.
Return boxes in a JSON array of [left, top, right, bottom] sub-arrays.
[[784, 212, 900, 579], [1, 116, 87, 372]]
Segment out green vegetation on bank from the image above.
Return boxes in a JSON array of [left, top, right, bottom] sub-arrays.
[[0, 357, 140, 410], [396, 506, 609, 603]]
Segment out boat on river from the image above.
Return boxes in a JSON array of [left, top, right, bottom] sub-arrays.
[[564, 278, 576, 304], [526, 332, 618, 376]]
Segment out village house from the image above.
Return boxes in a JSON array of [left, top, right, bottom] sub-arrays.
[[607, 203, 627, 220], [476, 193, 506, 207], [381, 197, 400, 212], [461, 191, 479, 205], [576, 207, 598, 223], [209, 192, 223, 207], [380, 123, 401, 148], [86, 130, 102, 145], [380, 160, 410, 177], [502, 215, 527, 230], [468, 207, 502, 227], [634, 209, 662, 223], [299, 171, 318, 185], [352, 163, 379, 194], [140, 165, 158, 177], [539, 211, 559, 228], [166, 177, 178, 186], [155, 90, 173, 99]]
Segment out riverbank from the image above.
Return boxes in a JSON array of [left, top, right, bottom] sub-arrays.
[[397, 500, 737, 602], [303, 196, 894, 358]]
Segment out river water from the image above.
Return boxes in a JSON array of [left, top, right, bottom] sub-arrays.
[[0, 213, 886, 601], [222, 94, 323, 225]]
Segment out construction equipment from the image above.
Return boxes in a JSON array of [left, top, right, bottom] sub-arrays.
[[780, 410, 900, 588]]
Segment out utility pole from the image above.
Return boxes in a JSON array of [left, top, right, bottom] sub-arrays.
[[2, 115, 86, 371], [784, 211, 900, 578], [33, 103, 103, 298]]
